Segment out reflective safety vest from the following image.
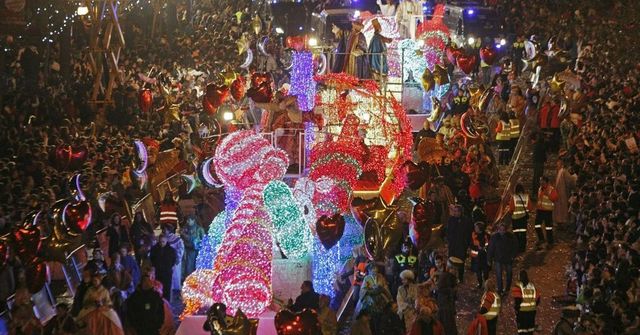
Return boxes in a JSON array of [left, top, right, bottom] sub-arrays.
[[513, 42, 525, 49], [517, 283, 537, 312], [496, 121, 511, 141], [509, 119, 520, 139], [453, 96, 469, 105], [481, 291, 501, 320], [395, 254, 418, 267], [159, 203, 178, 226], [512, 194, 529, 220], [537, 186, 556, 211], [470, 232, 488, 257]]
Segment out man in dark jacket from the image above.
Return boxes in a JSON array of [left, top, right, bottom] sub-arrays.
[[126, 272, 165, 335], [71, 268, 93, 317], [446, 205, 474, 280], [149, 234, 177, 301], [289, 280, 320, 312], [488, 222, 517, 295]]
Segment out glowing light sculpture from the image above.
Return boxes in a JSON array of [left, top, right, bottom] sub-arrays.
[[263, 180, 311, 259], [289, 51, 317, 111]]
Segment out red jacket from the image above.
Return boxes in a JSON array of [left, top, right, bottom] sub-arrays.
[[538, 103, 560, 129]]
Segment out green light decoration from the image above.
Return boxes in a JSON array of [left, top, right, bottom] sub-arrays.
[[263, 180, 311, 259]]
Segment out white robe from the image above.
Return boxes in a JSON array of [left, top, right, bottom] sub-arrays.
[[396, 0, 423, 38]]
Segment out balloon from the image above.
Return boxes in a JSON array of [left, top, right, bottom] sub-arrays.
[[285, 36, 306, 52], [222, 70, 238, 87], [350, 197, 378, 226], [0, 237, 9, 270], [432, 64, 449, 85], [479, 46, 497, 66], [230, 77, 246, 101], [204, 83, 230, 113], [408, 197, 435, 249], [25, 260, 48, 294], [364, 199, 402, 259], [247, 73, 274, 103], [14, 213, 43, 264], [274, 309, 320, 335], [446, 46, 464, 65], [456, 54, 477, 75], [404, 160, 429, 190], [421, 68, 435, 92], [138, 89, 153, 113], [133, 140, 149, 176], [364, 218, 380, 260], [67, 174, 86, 201], [63, 200, 92, 235], [315, 214, 345, 250], [460, 111, 480, 139], [204, 303, 228, 333], [225, 309, 258, 335], [427, 96, 441, 123], [251, 15, 262, 35], [54, 145, 87, 171], [549, 75, 566, 93], [198, 157, 223, 188]]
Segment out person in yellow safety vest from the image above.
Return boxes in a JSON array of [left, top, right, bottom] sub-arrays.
[[470, 222, 490, 289], [479, 277, 501, 335], [509, 184, 534, 253], [536, 176, 559, 246], [158, 193, 180, 229], [509, 110, 520, 155], [495, 111, 512, 165], [511, 270, 540, 335]]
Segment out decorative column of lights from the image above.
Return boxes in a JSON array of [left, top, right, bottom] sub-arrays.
[[263, 181, 311, 259], [289, 51, 317, 111], [311, 214, 364, 298], [181, 131, 289, 318]]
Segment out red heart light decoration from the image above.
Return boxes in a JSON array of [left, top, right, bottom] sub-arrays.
[[26, 260, 48, 294], [203, 83, 230, 114], [138, 89, 153, 113], [479, 47, 497, 66], [457, 54, 477, 74], [230, 77, 246, 101], [285, 36, 306, 52], [63, 200, 93, 235], [446, 46, 464, 65], [315, 214, 346, 250]]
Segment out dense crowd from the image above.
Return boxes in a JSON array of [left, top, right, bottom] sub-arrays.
[[1, 0, 639, 334]]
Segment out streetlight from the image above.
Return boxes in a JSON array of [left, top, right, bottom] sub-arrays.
[[77, 5, 89, 16], [308, 37, 318, 47], [467, 37, 475, 46]]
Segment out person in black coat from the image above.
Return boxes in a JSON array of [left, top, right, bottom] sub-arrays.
[[149, 234, 177, 301], [126, 273, 165, 335], [71, 268, 93, 317], [488, 222, 518, 295], [446, 205, 474, 280], [377, 302, 405, 335], [289, 280, 320, 312]]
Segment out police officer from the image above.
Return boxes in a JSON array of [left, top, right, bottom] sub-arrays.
[[512, 35, 526, 75], [480, 278, 501, 335], [536, 176, 558, 245], [509, 110, 520, 155], [495, 111, 512, 165], [510, 183, 533, 253], [511, 270, 540, 335]]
